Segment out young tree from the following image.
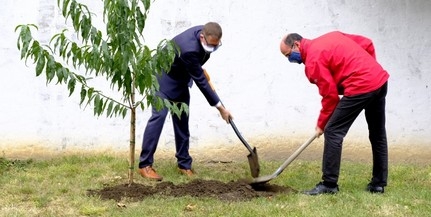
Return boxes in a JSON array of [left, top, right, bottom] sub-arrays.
[[15, 0, 186, 184]]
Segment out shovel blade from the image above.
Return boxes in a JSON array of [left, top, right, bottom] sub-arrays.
[[250, 174, 275, 185], [247, 147, 260, 178]]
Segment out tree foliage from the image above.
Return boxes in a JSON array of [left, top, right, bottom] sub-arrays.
[[15, 0, 188, 118], [16, 0, 188, 184]]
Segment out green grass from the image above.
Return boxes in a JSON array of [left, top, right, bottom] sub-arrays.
[[0, 155, 430, 216]]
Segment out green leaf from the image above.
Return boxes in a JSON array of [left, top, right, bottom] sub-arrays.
[[19, 29, 32, 59], [60, 0, 71, 17], [124, 69, 132, 93], [181, 103, 189, 116], [80, 86, 87, 105], [114, 104, 121, 116], [80, 15, 91, 41], [121, 107, 127, 118], [143, 0, 151, 11], [55, 63, 64, 84], [139, 101, 145, 111], [136, 7, 145, 34], [87, 87, 94, 99], [67, 77, 76, 96], [101, 41, 109, 57], [30, 41, 41, 61], [35, 55, 46, 76], [46, 57, 56, 83], [62, 67, 70, 83], [93, 94, 105, 116], [92, 28, 102, 46], [107, 101, 114, 117], [72, 5, 81, 30]]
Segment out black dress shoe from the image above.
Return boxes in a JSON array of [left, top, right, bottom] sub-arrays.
[[366, 183, 384, 193], [303, 182, 339, 195]]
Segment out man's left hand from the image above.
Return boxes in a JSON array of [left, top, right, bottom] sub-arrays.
[[217, 106, 233, 124], [315, 126, 324, 138]]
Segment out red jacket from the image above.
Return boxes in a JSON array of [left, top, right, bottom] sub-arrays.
[[300, 31, 389, 129]]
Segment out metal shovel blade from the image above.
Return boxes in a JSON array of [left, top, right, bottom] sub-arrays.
[[247, 147, 260, 178], [250, 134, 317, 185]]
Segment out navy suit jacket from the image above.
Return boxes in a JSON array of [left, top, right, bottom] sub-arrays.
[[158, 25, 220, 106]]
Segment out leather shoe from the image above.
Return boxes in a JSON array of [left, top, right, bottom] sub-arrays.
[[303, 182, 339, 195], [178, 168, 194, 177], [366, 183, 384, 193], [138, 166, 163, 181]]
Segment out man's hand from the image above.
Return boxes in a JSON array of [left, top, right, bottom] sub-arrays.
[[217, 106, 233, 124], [315, 126, 324, 138]]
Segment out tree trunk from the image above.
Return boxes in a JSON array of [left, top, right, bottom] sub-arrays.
[[128, 91, 136, 186]]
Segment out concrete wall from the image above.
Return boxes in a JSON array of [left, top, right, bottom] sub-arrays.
[[1, 0, 430, 155]]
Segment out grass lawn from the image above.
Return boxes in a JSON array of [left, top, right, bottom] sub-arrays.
[[0, 154, 430, 216]]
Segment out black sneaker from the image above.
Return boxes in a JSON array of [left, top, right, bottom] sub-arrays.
[[366, 183, 384, 193], [303, 182, 339, 195]]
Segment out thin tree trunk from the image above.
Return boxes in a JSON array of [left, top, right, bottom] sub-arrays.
[[128, 91, 136, 186]]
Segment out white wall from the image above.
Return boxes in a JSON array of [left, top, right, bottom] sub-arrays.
[[1, 0, 430, 155]]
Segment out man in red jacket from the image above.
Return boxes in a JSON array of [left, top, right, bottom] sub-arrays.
[[280, 31, 389, 195]]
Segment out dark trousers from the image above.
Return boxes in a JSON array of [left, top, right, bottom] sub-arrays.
[[322, 82, 388, 187], [139, 94, 192, 170]]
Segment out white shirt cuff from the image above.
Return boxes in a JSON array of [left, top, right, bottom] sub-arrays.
[[215, 101, 222, 108]]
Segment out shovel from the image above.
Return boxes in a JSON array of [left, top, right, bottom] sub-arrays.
[[229, 119, 260, 178], [203, 69, 260, 177], [250, 133, 317, 185]]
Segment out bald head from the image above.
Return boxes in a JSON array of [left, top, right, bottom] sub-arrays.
[[280, 33, 303, 56]]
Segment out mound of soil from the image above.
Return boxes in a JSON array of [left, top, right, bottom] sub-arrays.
[[87, 179, 295, 202]]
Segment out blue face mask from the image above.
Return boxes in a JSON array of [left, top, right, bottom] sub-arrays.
[[288, 51, 303, 64]]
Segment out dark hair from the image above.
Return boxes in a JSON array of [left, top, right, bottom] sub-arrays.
[[284, 33, 303, 46], [203, 22, 222, 39]]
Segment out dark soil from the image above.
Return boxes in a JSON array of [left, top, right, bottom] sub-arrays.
[[87, 179, 295, 202]]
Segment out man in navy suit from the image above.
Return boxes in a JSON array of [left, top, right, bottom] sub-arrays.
[[138, 22, 233, 181]]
